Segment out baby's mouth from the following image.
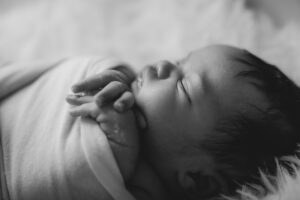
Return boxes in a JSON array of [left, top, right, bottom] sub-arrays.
[[135, 76, 143, 90], [131, 75, 143, 95], [131, 71, 147, 129]]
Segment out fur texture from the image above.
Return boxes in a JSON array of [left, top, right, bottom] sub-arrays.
[[230, 154, 300, 200]]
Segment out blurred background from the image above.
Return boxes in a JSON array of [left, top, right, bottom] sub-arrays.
[[1, 0, 300, 82]]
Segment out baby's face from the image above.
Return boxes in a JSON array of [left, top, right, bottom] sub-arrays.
[[131, 45, 267, 197]]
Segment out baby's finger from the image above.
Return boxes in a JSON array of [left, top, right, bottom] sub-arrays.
[[95, 81, 129, 107], [69, 102, 99, 118], [66, 94, 93, 105], [114, 91, 135, 112], [72, 70, 120, 93]]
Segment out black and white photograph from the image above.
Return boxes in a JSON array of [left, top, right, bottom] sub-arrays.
[[1, 0, 300, 199]]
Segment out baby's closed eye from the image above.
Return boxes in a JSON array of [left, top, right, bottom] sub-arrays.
[[177, 78, 192, 103]]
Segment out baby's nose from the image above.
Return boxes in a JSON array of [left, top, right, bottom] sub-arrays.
[[156, 60, 176, 79]]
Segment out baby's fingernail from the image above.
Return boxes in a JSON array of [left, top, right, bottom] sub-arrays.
[[66, 94, 76, 99], [66, 95, 76, 104], [72, 92, 86, 98], [116, 103, 124, 112], [68, 109, 77, 116], [72, 85, 79, 92]]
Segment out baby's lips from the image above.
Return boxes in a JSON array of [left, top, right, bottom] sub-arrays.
[[131, 78, 141, 95], [71, 84, 82, 93]]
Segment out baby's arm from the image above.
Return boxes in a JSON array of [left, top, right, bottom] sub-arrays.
[[68, 96, 139, 181], [66, 65, 140, 181], [67, 97, 168, 200], [66, 65, 170, 199]]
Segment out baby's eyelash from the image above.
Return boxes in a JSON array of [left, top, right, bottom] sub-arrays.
[[178, 79, 192, 103]]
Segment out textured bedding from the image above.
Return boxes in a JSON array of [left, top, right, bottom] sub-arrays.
[[0, 58, 135, 200], [0, 0, 300, 199]]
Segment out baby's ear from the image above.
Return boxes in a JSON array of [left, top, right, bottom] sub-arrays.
[[178, 170, 222, 199]]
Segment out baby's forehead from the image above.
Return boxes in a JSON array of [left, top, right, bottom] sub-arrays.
[[189, 46, 269, 111], [196, 45, 245, 56], [188, 45, 248, 65], [183, 46, 252, 75], [184, 45, 256, 81]]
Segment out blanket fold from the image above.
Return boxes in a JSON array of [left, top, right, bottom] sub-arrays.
[[0, 57, 135, 200]]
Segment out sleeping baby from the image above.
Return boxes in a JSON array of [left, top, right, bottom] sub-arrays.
[[67, 45, 300, 200], [0, 45, 299, 200]]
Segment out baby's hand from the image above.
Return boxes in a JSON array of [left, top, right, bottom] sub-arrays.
[[65, 65, 140, 180], [96, 105, 140, 182], [67, 94, 139, 181], [69, 65, 136, 112]]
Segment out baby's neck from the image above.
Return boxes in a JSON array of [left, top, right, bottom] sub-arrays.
[[126, 160, 169, 200]]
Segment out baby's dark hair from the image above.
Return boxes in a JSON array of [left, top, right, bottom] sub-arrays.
[[200, 50, 300, 198]]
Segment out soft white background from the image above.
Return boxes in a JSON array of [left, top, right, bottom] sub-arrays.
[[0, 0, 300, 82]]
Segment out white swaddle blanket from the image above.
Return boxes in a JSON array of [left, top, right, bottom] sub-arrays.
[[0, 57, 135, 200]]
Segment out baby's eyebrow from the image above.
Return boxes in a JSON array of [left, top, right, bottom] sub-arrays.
[[231, 56, 266, 90], [230, 56, 257, 77], [232, 56, 254, 68]]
